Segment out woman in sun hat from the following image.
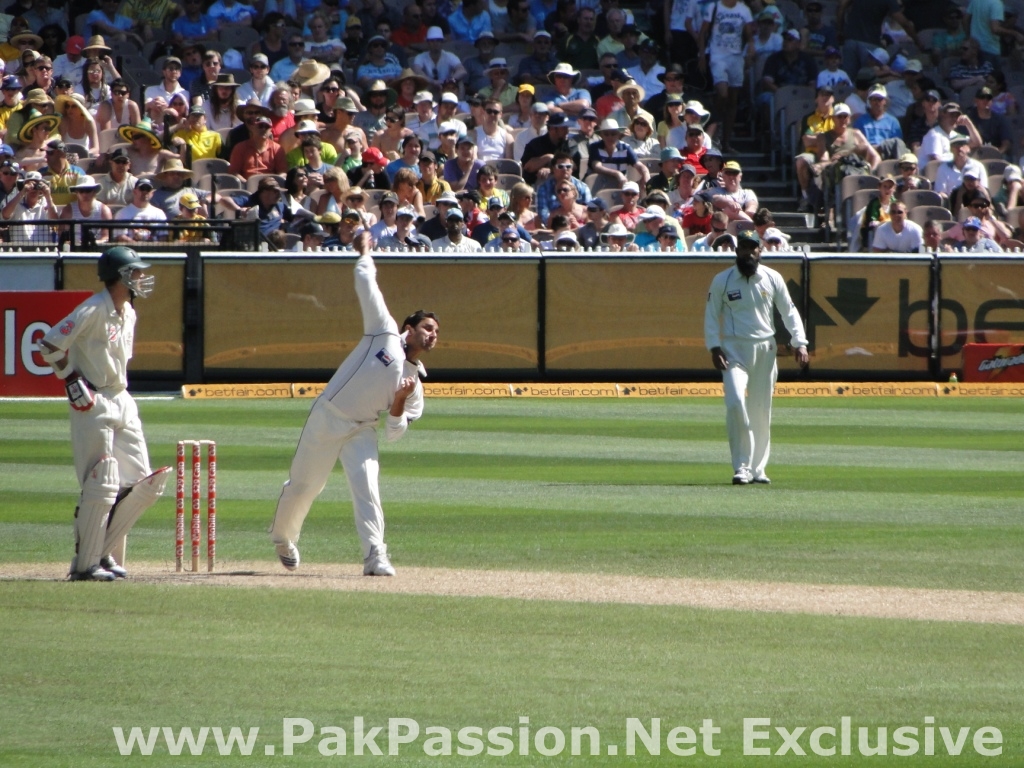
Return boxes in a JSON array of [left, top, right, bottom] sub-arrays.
[[6, 88, 56, 150], [118, 118, 177, 175], [58, 174, 113, 245], [197, 73, 237, 130], [56, 93, 100, 157], [388, 68, 430, 111], [14, 109, 62, 170]]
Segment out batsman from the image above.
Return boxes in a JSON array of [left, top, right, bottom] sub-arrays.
[[39, 246, 170, 581]]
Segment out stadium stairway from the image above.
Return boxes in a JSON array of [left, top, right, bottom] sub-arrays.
[[731, 122, 843, 252]]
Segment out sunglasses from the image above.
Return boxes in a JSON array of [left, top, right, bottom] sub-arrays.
[[555, 163, 573, 169], [972, 202, 990, 208], [501, 238, 519, 243], [0, 170, 16, 176], [557, 187, 572, 193], [622, 190, 639, 195], [724, 169, 740, 175], [323, 86, 340, 92], [712, 226, 727, 233], [35, 66, 53, 72], [386, 116, 401, 123], [289, 42, 305, 47], [485, 108, 501, 115], [891, 209, 906, 215]]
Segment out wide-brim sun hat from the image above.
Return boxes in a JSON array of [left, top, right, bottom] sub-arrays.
[[70, 175, 101, 191], [118, 120, 162, 150], [17, 110, 61, 144], [388, 68, 430, 93], [234, 97, 272, 121], [547, 62, 581, 85], [155, 157, 194, 180], [82, 35, 112, 56], [293, 59, 331, 87], [11, 31, 43, 48], [616, 80, 645, 101]]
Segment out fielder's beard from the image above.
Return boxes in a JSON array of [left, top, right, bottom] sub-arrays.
[[736, 256, 758, 277]]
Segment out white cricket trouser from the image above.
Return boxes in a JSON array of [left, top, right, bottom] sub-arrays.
[[269, 397, 386, 559], [721, 338, 777, 477], [70, 389, 152, 493]]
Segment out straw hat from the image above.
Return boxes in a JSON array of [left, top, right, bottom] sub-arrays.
[[82, 35, 112, 56], [17, 109, 61, 144], [616, 80, 645, 101], [22, 88, 53, 107], [118, 119, 162, 150], [10, 31, 43, 49], [155, 157, 194, 179], [600, 222, 635, 243], [55, 93, 95, 125], [210, 73, 241, 89], [388, 67, 430, 92], [363, 79, 397, 107], [293, 59, 330, 87]]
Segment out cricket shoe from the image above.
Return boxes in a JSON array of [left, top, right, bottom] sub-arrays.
[[100, 555, 128, 578], [732, 470, 752, 485], [276, 542, 300, 571], [68, 565, 117, 582], [363, 546, 395, 576], [752, 474, 771, 485]]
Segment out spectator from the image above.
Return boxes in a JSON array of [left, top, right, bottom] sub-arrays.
[[244, 176, 287, 236], [536, 150, 593, 223], [391, 167, 427, 218], [53, 36, 87, 89], [443, 135, 485, 192], [544, 179, 586, 228], [250, 12, 289, 67], [682, 190, 713, 235], [711, 160, 759, 222], [412, 28, 468, 93], [957, 216, 1003, 251], [577, 197, 610, 247], [97, 147, 137, 206], [189, 50, 224, 102], [450, 0, 493, 42], [304, 12, 346, 64], [419, 189, 459, 240], [795, 86, 836, 211], [271, 35, 309, 83], [817, 104, 880, 202], [513, 102, 549, 161], [817, 47, 852, 91], [993, 164, 1022, 216], [369, 190, 400, 243], [945, 196, 1012, 243], [697, 0, 752, 153], [473, 98, 516, 160], [625, 113, 658, 157], [14, 109, 62, 172], [691, 210, 730, 250], [634, 206, 683, 249], [508, 181, 540, 230], [353, 80, 392, 143], [432, 208, 484, 250], [760, 29, 818, 108], [894, 152, 932, 198], [114, 178, 167, 243], [931, 6, 967, 63], [475, 164, 509, 207], [599, 220, 639, 251], [40, 139, 85, 206], [351, 147, 391, 190], [497, 0, 538, 44], [457, 188, 488, 233], [872, 201, 923, 252], [934, 133, 987, 196], [987, 71, 1017, 116], [560, 6, 601, 71], [145, 57, 188, 106], [317, 166, 354, 216], [87, 0, 145, 48], [206, 0, 256, 28], [357, 36, 403, 89], [228, 114, 288, 179], [393, 3, 428, 48], [860, 174, 897, 250], [801, 1, 838, 59], [176, 105, 222, 162], [1, 169, 58, 244], [610, 179, 644, 229], [647, 146, 682, 195], [627, 38, 665, 99], [922, 218, 947, 251], [59, 174, 113, 245], [588, 118, 650, 192], [464, 32, 501, 93], [342, 187, 378, 229], [837, 0, 918, 77], [55, 95, 99, 159], [545, 62, 592, 117], [378, 205, 433, 250], [967, 86, 1012, 156], [372, 106, 413, 159], [948, 39, 994, 92], [885, 58, 922, 120], [607, 80, 653, 131], [949, 167, 992, 219], [416, 150, 452, 203], [746, 11, 782, 84], [237, 54, 276, 107], [854, 85, 905, 158], [967, 0, 1023, 64]]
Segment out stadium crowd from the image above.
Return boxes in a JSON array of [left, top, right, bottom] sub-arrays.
[[0, 0, 1021, 253]]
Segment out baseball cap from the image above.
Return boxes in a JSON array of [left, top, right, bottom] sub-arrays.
[[868, 85, 888, 99], [586, 198, 607, 211], [680, 163, 697, 176], [341, 207, 362, 222], [414, 90, 434, 104], [963, 216, 982, 230], [622, 181, 640, 194], [639, 205, 666, 220], [784, 28, 801, 41], [426, 26, 445, 40], [435, 191, 459, 205], [824, 46, 840, 57], [660, 147, 682, 162], [66, 36, 86, 55], [456, 134, 475, 146], [135, 178, 155, 190], [1004, 164, 1022, 182], [487, 196, 503, 209], [257, 176, 281, 191], [961, 166, 980, 179], [904, 59, 923, 73], [977, 86, 994, 99], [109, 147, 130, 162], [396, 205, 417, 218], [188, 104, 206, 117], [657, 224, 679, 238], [446, 207, 465, 220], [703, 147, 723, 160], [923, 89, 941, 102], [533, 29, 551, 39], [869, 47, 890, 64], [578, 107, 598, 120], [419, 149, 436, 163], [737, 229, 760, 245], [179, 191, 201, 210], [501, 226, 520, 239], [1, 75, 20, 90], [724, 160, 742, 172], [531, 102, 550, 114], [942, 101, 962, 114], [361, 147, 388, 166], [300, 221, 326, 238], [763, 227, 790, 242], [437, 120, 461, 134], [46, 139, 66, 153], [950, 129, 970, 145], [380, 191, 399, 205], [547, 113, 571, 128]]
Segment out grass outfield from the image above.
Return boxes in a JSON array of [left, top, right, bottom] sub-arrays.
[[1, 396, 1023, 765]]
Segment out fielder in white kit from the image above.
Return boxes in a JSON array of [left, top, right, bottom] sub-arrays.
[[704, 230, 809, 485], [269, 232, 439, 576], [38, 247, 171, 581]]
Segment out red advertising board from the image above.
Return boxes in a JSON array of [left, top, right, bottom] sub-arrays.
[[962, 343, 1024, 383], [1, 291, 93, 396]]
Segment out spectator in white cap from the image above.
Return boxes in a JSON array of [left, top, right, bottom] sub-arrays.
[[432, 207, 484, 251], [412, 27, 468, 92], [934, 131, 987, 196], [956, 216, 1002, 252], [588, 117, 651, 193], [407, 91, 437, 136], [852, 84, 904, 157], [634, 205, 674, 249], [599, 221, 638, 251], [237, 53, 276, 106], [545, 62, 593, 117], [479, 59, 518, 109], [377, 205, 432, 251], [610, 179, 645, 230], [514, 101, 548, 161]]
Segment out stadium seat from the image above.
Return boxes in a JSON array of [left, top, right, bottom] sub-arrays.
[[193, 158, 231, 177], [902, 189, 943, 210], [908, 205, 952, 228]]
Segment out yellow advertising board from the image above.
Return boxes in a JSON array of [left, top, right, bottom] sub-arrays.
[[203, 259, 539, 371], [806, 259, 931, 372], [544, 258, 805, 371], [937, 260, 1024, 370], [65, 259, 185, 373]]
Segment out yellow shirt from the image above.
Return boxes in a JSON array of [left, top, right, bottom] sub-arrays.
[[177, 128, 222, 162], [46, 166, 84, 207]]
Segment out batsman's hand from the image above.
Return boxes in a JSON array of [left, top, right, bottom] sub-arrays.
[[710, 347, 728, 371], [65, 375, 95, 412], [794, 345, 809, 368]]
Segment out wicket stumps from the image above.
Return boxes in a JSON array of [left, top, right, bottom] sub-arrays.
[[176, 440, 216, 572]]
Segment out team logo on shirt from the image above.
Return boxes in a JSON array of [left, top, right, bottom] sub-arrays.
[[59, 321, 75, 335], [727, 290, 742, 301], [108, 325, 120, 342], [376, 349, 395, 366]]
